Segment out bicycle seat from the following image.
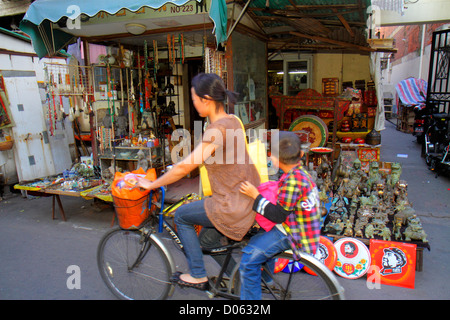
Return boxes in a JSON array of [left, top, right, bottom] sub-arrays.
[[201, 240, 247, 254]]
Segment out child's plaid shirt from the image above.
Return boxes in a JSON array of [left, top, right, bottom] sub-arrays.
[[277, 164, 321, 259]]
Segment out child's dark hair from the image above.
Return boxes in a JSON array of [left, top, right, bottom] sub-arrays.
[[273, 131, 302, 164], [191, 73, 239, 111]]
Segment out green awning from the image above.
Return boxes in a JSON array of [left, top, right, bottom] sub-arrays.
[[19, 0, 227, 58], [19, 19, 75, 58]]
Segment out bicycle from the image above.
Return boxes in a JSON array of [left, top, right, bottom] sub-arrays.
[[97, 187, 345, 300]]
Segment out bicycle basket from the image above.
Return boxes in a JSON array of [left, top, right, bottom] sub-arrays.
[[113, 194, 150, 229]]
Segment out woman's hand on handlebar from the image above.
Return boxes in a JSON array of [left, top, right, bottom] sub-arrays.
[[136, 176, 156, 190]]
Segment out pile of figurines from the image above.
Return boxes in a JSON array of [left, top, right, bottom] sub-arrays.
[[313, 158, 428, 243]]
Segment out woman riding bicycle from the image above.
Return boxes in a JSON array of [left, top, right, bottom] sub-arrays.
[[137, 73, 260, 290]]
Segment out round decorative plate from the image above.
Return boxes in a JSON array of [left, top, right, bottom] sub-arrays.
[[304, 236, 337, 276], [310, 147, 333, 154], [274, 257, 289, 273], [274, 251, 304, 274], [282, 260, 304, 274], [333, 237, 371, 279], [288, 115, 329, 148]]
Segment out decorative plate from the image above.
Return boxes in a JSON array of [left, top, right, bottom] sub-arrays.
[[310, 147, 333, 154], [274, 257, 289, 273], [274, 250, 304, 274], [288, 115, 329, 148], [304, 236, 337, 276], [333, 237, 371, 279], [282, 260, 304, 274]]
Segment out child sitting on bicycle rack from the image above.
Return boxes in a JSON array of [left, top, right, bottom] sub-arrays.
[[239, 131, 321, 300]]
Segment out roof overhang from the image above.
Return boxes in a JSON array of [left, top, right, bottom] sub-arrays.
[[19, 0, 227, 58]]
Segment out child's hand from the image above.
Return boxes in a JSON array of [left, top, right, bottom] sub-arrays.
[[239, 181, 260, 199]]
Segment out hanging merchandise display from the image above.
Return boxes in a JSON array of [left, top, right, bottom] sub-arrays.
[[167, 35, 177, 66], [128, 68, 136, 135], [153, 40, 159, 82], [179, 33, 185, 64], [138, 51, 144, 114], [44, 63, 94, 132], [167, 35, 172, 66], [46, 86, 54, 135], [97, 126, 112, 155], [172, 35, 176, 66], [205, 47, 226, 79], [106, 64, 115, 126], [144, 40, 151, 111], [144, 77, 152, 111]]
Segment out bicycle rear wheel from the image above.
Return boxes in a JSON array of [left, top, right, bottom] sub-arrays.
[[231, 251, 344, 300], [97, 227, 174, 300]]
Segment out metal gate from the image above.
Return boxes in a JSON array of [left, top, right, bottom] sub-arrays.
[[426, 29, 450, 114]]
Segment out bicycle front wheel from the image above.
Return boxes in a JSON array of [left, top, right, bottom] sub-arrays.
[[97, 227, 174, 300]]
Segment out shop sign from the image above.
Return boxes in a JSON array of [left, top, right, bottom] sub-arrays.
[[84, 0, 210, 25]]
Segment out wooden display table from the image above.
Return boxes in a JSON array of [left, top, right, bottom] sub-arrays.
[[14, 180, 107, 221]]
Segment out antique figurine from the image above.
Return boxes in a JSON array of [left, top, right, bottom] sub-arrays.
[[367, 162, 381, 191], [324, 218, 344, 235], [388, 162, 402, 188], [404, 215, 428, 242], [136, 149, 148, 171], [344, 219, 354, 237]]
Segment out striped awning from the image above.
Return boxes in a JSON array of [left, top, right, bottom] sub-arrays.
[[396, 78, 428, 110]]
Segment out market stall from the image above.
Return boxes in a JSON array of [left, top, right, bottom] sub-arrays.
[[269, 79, 429, 288], [272, 154, 431, 289], [15, 0, 269, 210]]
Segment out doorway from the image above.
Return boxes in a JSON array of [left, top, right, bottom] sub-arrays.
[[186, 59, 205, 133]]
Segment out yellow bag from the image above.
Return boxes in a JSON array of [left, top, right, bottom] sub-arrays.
[[200, 115, 268, 197]]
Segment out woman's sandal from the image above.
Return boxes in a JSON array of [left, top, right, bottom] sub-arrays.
[[171, 272, 210, 291]]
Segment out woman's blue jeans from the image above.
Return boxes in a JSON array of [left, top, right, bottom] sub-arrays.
[[239, 227, 291, 300], [174, 199, 214, 279]]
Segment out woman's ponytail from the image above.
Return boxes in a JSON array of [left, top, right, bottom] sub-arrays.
[[225, 89, 239, 105], [192, 73, 239, 108]]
